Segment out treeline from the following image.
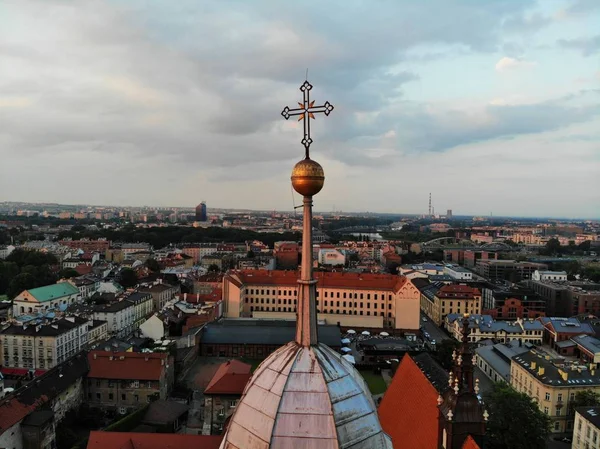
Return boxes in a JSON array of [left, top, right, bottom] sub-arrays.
[[56, 225, 301, 249], [0, 249, 58, 299]]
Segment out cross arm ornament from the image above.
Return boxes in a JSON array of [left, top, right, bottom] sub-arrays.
[[281, 80, 334, 159]]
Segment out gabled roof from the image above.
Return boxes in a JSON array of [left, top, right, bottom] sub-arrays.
[[204, 360, 252, 395], [22, 283, 79, 302], [87, 351, 167, 381], [378, 354, 440, 449], [462, 435, 481, 449], [86, 431, 222, 449]]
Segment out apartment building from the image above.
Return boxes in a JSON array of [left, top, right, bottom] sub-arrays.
[[475, 260, 548, 282], [1, 317, 89, 370], [445, 314, 544, 344], [86, 351, 174, 414], [511, 349, 600, 433], [138, 283, 180, 311], [223, 270, 421, 331], [92, 292, 153, 338], [419, 283, 482, 326], [573, 406, 600, 449]]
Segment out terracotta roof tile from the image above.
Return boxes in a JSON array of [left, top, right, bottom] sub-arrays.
[[461, 435, 481, 449], [86, 431, 222, 449], [227, 269, 408, 292], [87, 351, 167, 381], [378, 354, 439, 449], [205, 360, 252, 395]]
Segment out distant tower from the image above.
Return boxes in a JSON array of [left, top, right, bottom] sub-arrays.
[[438, 314, 488, 449], [195, 201, 207, 222], [447, 209, 453, 219], [429, 193, 432, 217]]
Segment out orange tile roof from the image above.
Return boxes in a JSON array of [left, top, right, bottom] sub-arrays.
[[0, 396, 47, 436], [86, 431, 222, 449], [378, 354, 440, 449], [437, 284, 481, 299], [204, 360, 252, 395], [227, 269, 408, 292], [461, 435, 481, 449], [87, 351, 167, 381]]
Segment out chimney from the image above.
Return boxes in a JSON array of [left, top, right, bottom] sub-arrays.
[[184, 293, 187, 301], [531, 361, 537, 370], [538, 367, 545, 376]]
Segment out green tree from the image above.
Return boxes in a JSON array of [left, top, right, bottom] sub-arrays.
[[118, 268, 138, 288], [0, 262, 19, 295], [434, 339, 460, 370], [542, 238, 561, 256], [570, 390, 600, 415], [7, 272, 37, 299], [58, 268, 79, 279], [485, 383, 550, 449], [145, 258, 161, 272]]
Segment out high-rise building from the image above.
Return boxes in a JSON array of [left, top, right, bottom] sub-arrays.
[[195, 201, 207, 222], [447, 209, 453, 218]]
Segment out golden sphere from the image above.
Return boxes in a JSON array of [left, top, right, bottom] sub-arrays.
[[291, 158, 325, 196]]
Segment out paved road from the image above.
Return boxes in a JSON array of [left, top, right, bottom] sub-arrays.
[[420, 312, 451, 343]]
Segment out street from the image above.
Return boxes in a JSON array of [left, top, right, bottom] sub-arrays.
[[420, 312, 451, 343]]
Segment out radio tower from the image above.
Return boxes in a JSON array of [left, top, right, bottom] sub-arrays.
[[428, 193, 432, 217]]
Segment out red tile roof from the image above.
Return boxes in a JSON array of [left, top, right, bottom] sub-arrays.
[[86, 431, 222, 449], [227, 269, 408, 292], [462, 435, 481, 449], [437, 284, 481, 299], [378, 354, 440, 449], [0, 396, 47, 436], [87, 351, 167, 381], [204, 360, 252, 395]]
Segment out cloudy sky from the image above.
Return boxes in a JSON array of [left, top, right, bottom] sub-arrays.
[[1, 0, 599, 218]]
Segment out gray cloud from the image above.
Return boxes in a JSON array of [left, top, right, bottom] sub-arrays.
[[559, 35, 600, 56]]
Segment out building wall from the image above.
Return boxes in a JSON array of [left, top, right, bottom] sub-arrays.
[[475, 354, 506, 384], [394, 281, 421, 330], [511, 362, 600, 433], [0, 422, 23, 449], [52, 377, 85, 422], [87, 378, 162, 413], [573, 411, 600, 449], [252, 311, 384, 329], [13, 291, 80, 317], [205, 395, 239, 435]]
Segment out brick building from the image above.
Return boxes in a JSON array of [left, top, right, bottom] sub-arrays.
[[86, 351, 174, 414], [273, 241, 299, 269], [59, 239, 110, 253], [203, 360, 252, 435]]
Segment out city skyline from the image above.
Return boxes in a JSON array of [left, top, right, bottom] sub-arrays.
[[1, 0, 599, 218]]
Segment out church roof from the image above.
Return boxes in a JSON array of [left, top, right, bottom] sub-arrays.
[[220, 342, 392, 449], [461, 435, 481, 449], [205, 360, 252, 395], [378, 354, 440, 449]]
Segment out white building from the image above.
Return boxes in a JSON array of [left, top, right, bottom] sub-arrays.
[[139, 315, 165, 341], [573, 406, 600, 449], [13, 283, 81, 317], [0, 245, 15, 259], [474, 340, 532, 384], [445, 314, 544, 345], [65, 277, 99, 300], [443, 265, 473, 280], [92, 292, 153, 338], [531, 270, 567, 282], [0, 316, 90, 370], [318, 248, 346, 266]]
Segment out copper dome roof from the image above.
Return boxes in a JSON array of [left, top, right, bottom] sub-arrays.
[[220, 342, 392, 449]]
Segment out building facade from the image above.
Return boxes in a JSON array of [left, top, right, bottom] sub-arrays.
[[92, 292, 153, 338], [420, 284, 482, 326], [511, 350, 600, 433], [1, 317, 89, 370], [86, 351, 174, 414], [573, 406, 600, 449], [223, 270, 421, 331], [12, 283, 81, 317], [445, 314, 544, 344]]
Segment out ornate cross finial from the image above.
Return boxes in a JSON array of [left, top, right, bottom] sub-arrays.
[[281, 80, 334, 159]]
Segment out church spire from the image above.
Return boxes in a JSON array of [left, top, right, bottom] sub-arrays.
[[438, 313, 488, 449], [282, 80, 334, 346]]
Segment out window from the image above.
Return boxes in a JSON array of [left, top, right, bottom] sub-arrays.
[[133, 381, 140, 388], [96, 393, 101, 400], [109, 393, 114, 400], [121, 393, 126, 400], [134, 394, 139, 402], [557, 393, 562, 402], [545, 393, 550, 401], [119, 407, 127, 415], [230, 400, 238, 408]]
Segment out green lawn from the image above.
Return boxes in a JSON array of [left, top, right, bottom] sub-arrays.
[[359, 370, 388, 395]]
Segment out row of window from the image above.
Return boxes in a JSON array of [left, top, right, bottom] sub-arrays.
[[248, 306, 393, 317], [244, 298, 393, 310], [90, 392, 152, 402], [246, 288, 393, 301]]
